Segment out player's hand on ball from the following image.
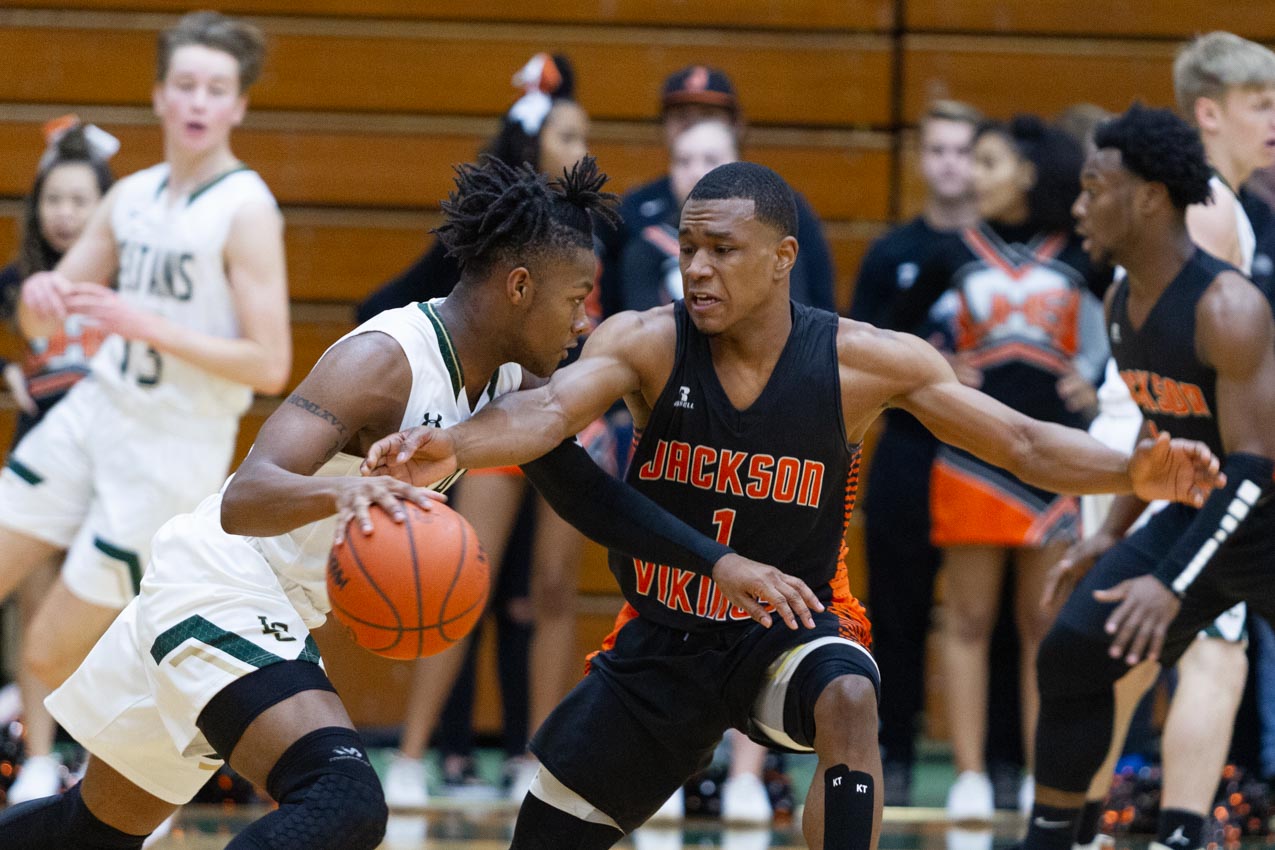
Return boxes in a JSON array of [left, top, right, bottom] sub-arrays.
[[361, 426, 459, 487], [711, 555, 824, 630], [1128, 431, 1224, 507], [333, 476, 446, 544], [1093, 575, 1180, 666], [1041, 529, 1118, 611]]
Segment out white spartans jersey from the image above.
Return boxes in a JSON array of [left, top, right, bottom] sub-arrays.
[[92, 162, 276, 421], [244, 299, 522, 626]]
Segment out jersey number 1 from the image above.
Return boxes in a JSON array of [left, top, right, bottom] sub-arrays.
[[711, 508, 736, 545]]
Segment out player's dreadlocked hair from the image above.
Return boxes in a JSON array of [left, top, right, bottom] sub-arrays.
[[434, 154, 619, 279], [1092, 104, 1212, 210]]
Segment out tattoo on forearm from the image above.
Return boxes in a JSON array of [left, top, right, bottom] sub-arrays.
[[287, 393, 348, 437]]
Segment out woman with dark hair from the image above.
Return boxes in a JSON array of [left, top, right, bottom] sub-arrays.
[[356, 53, 587, 322], [368, 53, 596, 807], [891, 114, 1111, 822], [0, 118, 115, 804]]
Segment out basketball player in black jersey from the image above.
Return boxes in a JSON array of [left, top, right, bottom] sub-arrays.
[[1018, 104, 1275, 850], [366, 162, 1222, 850]]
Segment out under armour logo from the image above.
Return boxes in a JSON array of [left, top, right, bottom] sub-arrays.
[[674, 385, 695, 410], [258, 616, 297, 642], [422, 412, 443, 428]]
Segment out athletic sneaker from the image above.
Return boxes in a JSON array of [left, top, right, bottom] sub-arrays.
[[8, 753, 62, 804], [382, 753, 429, 809], [946, 771, 995, 823], [721, 773, 773, 824], [437, 755, 498, 800], [648, 786, 685, 822], [1074, 834, 1115, 850], [1018, 775, 1035, 815], [503, 756, 540, 803]]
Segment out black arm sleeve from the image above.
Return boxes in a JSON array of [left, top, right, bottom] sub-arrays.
[[520, 439, 731, 576], [1153, 451, 1275, 594]]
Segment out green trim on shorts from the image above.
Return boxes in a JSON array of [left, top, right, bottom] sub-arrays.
[[150, 615, 286, 669], [6, 457, 42, 485], [300, 634, 322, 664], [93, 536, 142, 596]]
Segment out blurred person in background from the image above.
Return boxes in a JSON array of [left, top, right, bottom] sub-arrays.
[[891, 116, 1109, 822], [0, 11, 290, 805], [0, 118, 115, 803]]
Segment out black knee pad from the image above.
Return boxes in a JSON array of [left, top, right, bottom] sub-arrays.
[[197, 660, 336, 761], [1035, 621, 1119, 701], [510, 792, 624, 850], [256, 727, 387, 850], [0, 783, 147, 849]]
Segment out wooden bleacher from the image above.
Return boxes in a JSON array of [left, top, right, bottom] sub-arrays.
[[1, 2, 1266, 734]]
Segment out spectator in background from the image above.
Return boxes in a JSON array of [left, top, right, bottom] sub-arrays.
[[0, 117, 115, 804], [891, 116, 1108, 822], [850, 100, 1025, 809], [599, 65, 835, 317], [1056, 103, 1113, 156], [373, 53, 596, 808]]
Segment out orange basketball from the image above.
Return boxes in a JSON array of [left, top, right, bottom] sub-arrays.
[[327, 501, 489, 660]]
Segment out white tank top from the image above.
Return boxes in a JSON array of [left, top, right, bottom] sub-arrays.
[[1208, 173, 1255, 276], [239, 299, 521, 626], [92, 162, 276, 424]]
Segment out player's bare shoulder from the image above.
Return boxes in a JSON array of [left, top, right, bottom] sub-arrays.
[[1197, 269, 1275, 367], [583, 305, 677, 373], [835, 317, 951, 438]]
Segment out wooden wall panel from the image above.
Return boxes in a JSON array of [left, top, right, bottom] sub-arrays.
[[903, 36, 1177, 123], [0, 119, 889, 222], [906, 0, 1275, 40], [0, 20, 892, 126], [18, 0, 895, 32]]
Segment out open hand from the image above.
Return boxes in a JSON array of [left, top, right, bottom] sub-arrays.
[[361, 426, 459, 488], [1093, 575, 1180, 665], [1041, 530, 1118, 611], [63, 284, 155, 341], [20, 271, 72, 324], [333, 475, 446, 544], [711, 554, 824, 630], [1128, 431, 1224, 507], [1056, 370, 1099, 417]]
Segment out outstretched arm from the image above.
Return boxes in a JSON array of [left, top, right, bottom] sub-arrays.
[[887, 332, 1219, 502], [364, 310, 667, 478]]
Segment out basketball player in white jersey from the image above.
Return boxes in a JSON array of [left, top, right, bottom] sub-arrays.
[[0, 156, 818, 850], [0, 12, 290, 803], [1061, 32, 1275, 850]]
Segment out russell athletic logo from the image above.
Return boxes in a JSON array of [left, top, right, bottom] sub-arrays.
[[674, 386, 694, 410]]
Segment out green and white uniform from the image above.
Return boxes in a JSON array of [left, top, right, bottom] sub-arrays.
[[0, 163, 275, 608], [47, 301, 521, 805]]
